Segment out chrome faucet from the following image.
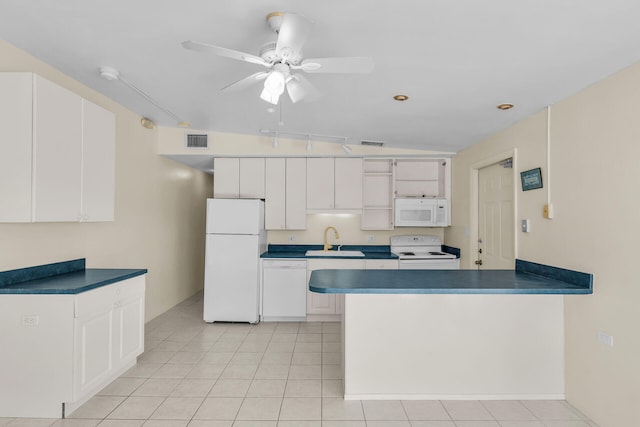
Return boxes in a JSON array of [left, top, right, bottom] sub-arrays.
[[323, 226, 340, 251]]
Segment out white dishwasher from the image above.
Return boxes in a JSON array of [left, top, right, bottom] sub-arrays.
[[261, 259, 307, 321]]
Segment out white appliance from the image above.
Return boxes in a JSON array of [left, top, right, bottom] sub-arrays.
[[261, 259, 307, 321], [391, 235, 460, 270], [394, 198, 449, 227], [204, 198, 267, 323]]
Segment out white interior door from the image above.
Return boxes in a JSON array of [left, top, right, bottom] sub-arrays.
[[478, 160, 515, 269]]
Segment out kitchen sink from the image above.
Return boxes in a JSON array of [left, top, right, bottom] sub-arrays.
[[305, 250, 365, 257]]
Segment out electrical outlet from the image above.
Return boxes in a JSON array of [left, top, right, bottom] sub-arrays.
[[288, 235, 296, 242], [597, 331, 614, 347], [366, 235, 375, 243], [521, 219, 530, 233], [22, 315, 39, 326]]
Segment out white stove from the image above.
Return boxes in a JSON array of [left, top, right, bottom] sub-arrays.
[[390, 235, 460, 270]]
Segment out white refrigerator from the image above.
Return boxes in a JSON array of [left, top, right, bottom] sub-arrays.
[[203, 198, 267, 323]]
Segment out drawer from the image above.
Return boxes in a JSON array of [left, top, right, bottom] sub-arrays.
[[74, 276, 145, 318], [364, 259, 398, 270]]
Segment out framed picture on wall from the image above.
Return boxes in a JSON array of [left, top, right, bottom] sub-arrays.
[[520, 168, 543, 191]]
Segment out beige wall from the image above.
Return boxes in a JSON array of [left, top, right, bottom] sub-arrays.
[[445, 62, 640, 426], [0, 39, 212, 322]]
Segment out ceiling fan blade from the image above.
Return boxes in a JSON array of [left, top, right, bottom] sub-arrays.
[[275, 13, 313, 62], [286, 74, 321, 103], [221, 72, 269, 93], [299, 57, 374, 74], [182, 40, 269, 67]]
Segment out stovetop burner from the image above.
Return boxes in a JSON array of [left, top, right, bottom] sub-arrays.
[[390, 235, 457, 260]]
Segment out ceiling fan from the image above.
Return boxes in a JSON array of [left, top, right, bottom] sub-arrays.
[[182, 12, 374, 105]]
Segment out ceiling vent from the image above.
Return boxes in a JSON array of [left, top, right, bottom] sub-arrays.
[[361, 140, 384, 147], [186, 133, 209, 149]]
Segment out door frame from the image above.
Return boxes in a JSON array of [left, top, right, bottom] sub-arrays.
[[469, 149, 519, 269]]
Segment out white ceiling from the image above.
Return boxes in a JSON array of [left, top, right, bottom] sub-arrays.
[[2, 1, 640, 152]]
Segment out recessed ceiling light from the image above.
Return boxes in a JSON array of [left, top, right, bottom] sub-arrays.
[[497, 103, 514, 110], [393, 94, 409, 101]]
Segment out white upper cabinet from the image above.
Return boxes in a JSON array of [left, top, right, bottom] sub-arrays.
[[214, 158, 265, 199], [285, 158, 307, 229], [307, 158, 362, 211], [0, 73, 115, 223], [361, 159, 394, 230], [334, 158, 363, 210], [0, 73, 33, 222], [306, 158, 334, 210], [239, 158, 265, 199], [265, 158, 306, 230], [81, 99, 116, 221], [213, 158, 240, 198], [394, 159, 451, 200], [32, 75, 83, 222], [265, 158, 286, 229]]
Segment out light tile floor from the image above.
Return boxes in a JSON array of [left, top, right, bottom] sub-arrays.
[[1, 292, 600, 427]]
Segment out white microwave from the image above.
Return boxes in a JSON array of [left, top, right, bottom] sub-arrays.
[[394, 198, 449, 227]]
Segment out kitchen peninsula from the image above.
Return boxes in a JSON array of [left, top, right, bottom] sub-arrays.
[[309, 260, 592, 400]]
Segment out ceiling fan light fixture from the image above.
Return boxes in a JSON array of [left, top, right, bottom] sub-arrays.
[[260, 86, 281, 105], [393, 94, 409, 101], [264, 70, 286, 94], [497, 103, 514, 110]]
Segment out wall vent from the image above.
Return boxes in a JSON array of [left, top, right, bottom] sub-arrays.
[[361, 140, 384, 147], [186, 134, 208, 149]]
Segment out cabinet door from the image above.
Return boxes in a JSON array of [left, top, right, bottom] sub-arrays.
[[265, 158, 286, 229], [239, 158, 265, 198], [114, 290, 145, 364], [213, 158, 240, 198], [306, 158, 334, 210], [73, 309, 114, 399], [285, 158, 306, 229], [334, 158, 362, 209], [0, 73, 33, 222], [307, 259, 365, 315], [81, 99, 115, 222], [333, 259, 365, 314], [307, 291, 337, 315], [33, 75, 83, 221]]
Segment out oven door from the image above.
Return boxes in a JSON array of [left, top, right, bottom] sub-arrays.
[[398, 258, 460, 270]]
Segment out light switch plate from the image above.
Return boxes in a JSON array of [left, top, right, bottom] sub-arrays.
[[521, 219, 530, 233]]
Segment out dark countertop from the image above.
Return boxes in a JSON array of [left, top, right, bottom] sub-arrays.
[[0, 259, 147, 294], [309, 259, 593, 295], [261, 244, 399, 259]]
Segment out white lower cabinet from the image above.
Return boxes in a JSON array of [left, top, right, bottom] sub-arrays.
[[306, 259, 365, 320], [0, 275, 145, 418], [364, 259, 399, 270], [73, 278, 145, 401]]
